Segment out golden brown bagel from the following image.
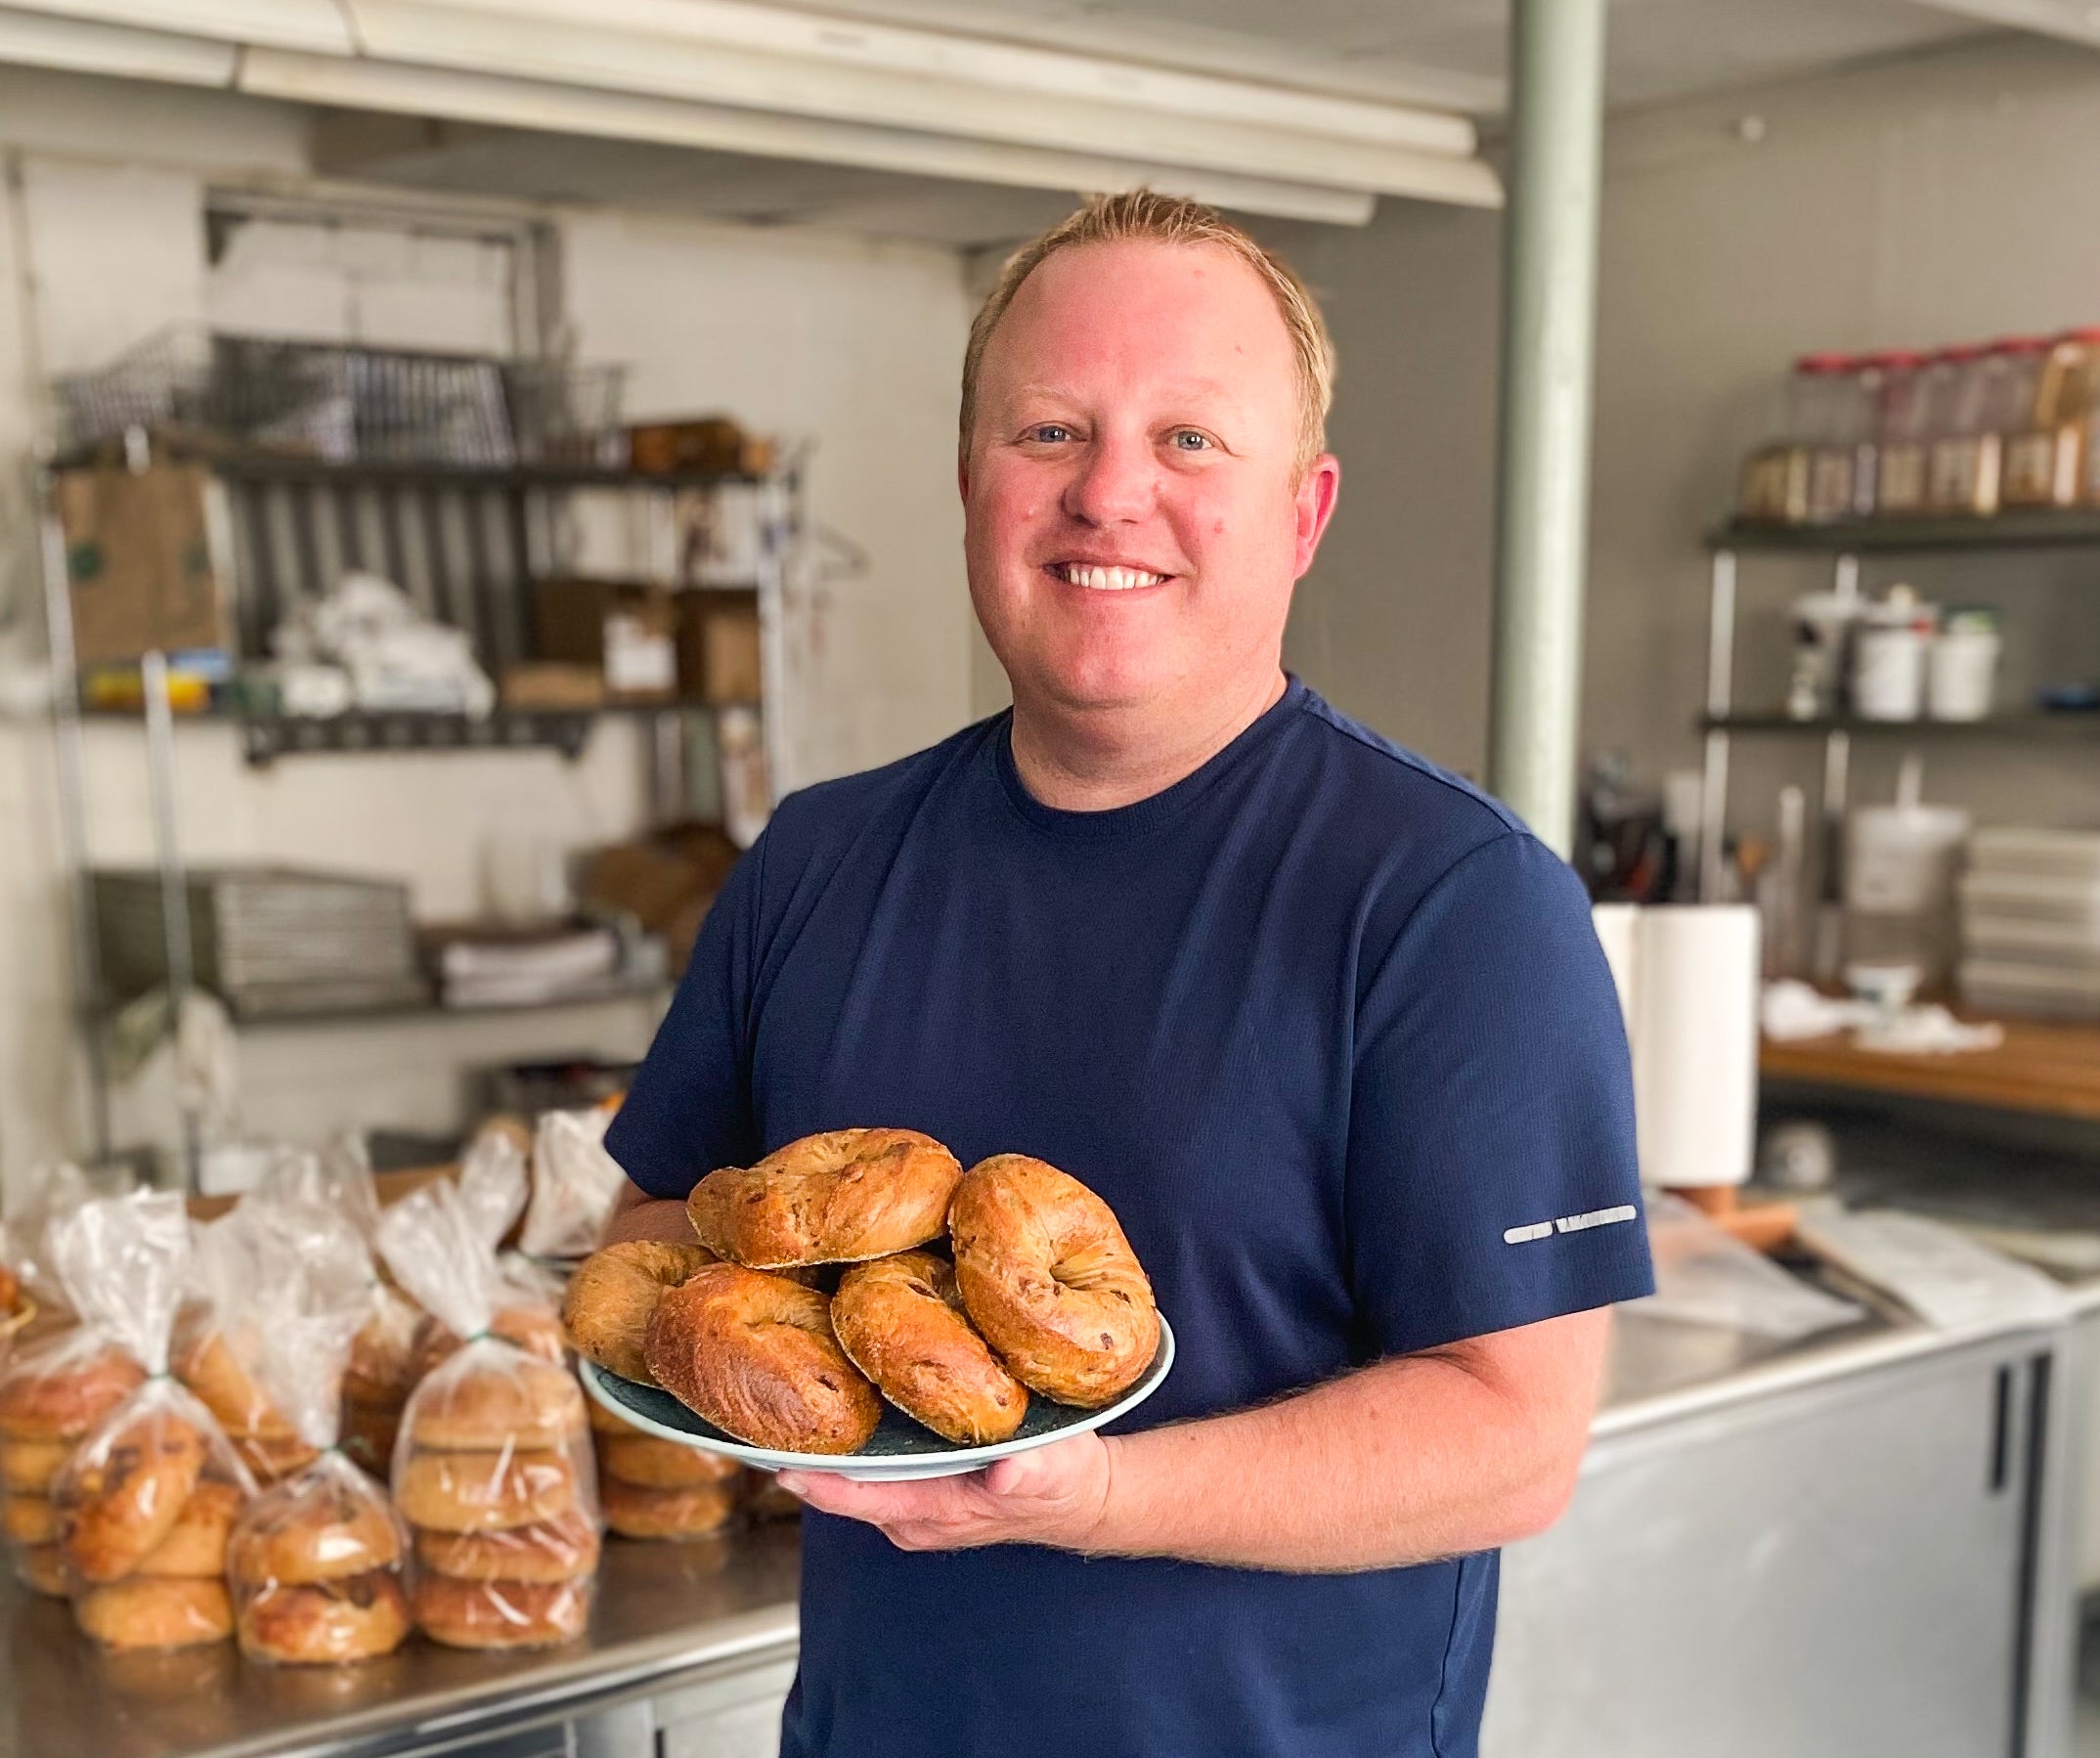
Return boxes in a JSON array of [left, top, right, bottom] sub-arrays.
[[409, 1303, 567, 1382], [643, 1265, 880, 1455], [686, 1129, 962, 1269], [75, 1577, 233, 1649], [3, 1493, 57, 1544], [228, 1476, 403, 1588], [413, 1509, 599, 1583], [0, 1343, 144, 1441], [56, 1412, 209, 1583], [412, 1573, 589, 1649], [237, 1569, 409, 1664], [134, 1480, 244, 1578], [404, 1355, 586, 1452], [176, 1328, 297, 1443], [1, 1437, 72, 1494], [833, 1252, 1028, 1445], [597, 1431, 741, 1490], [948, 1155, 1159, 1408], [602, 1476, 736, 1541], [394, 1446, 578, 1533], [562, 1242, 717, 1383]]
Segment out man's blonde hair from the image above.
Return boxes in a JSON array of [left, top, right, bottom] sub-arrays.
[[959, 189, 1336, 475]]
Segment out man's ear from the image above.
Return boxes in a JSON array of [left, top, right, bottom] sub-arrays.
[[1293, 453, 1341, 579]]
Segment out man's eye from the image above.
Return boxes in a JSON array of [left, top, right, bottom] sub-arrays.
[[1169, 429, 1212, 451], [1027, 423, 1072, 443]]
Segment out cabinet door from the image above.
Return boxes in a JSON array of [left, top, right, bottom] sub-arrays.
[[1481, 1345, 2043, 1758], [655, 1656, 799, 1758]]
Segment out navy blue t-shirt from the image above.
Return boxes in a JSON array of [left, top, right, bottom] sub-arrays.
[[606, 678, 1652, 1758]]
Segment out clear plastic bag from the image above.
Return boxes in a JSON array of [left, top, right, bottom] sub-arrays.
[[378, 1181, 598, 1648], [1628, 1193, 1865, 1341], [226, 1218, 409, 1665], [40, 1193, 257, 1647], [340, 1283, 419, 1479], [520, 1108, 630, 1260]]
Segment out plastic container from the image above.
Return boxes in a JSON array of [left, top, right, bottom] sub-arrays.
[[2004, 330, 2094, 508], [1852, 584, 1938, 721], [1804, 355, 1876, 523], [1874, 350, 1935, 517], [1739, 357, 1837, 525], [1928, 344, 2002, 515], [1927, 608, 2001, 721], [1843, 760, 1969, 989]]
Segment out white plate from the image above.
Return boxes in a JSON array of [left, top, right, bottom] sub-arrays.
[[580, 1316, 1175, 1481]]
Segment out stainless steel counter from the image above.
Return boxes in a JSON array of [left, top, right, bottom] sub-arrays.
[[0, 1524, 800, 1758]]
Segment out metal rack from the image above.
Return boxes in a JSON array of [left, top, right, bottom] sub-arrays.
[[35, 436, 806, 1172], [1698, 513, 2100, 908]]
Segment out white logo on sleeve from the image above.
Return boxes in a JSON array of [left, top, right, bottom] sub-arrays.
[[1503, 1205, 1639, 1246]]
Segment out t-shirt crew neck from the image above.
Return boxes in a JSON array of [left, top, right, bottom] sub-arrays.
[[607, 680, 1651, 1758], [993, 674, 1310, 841]]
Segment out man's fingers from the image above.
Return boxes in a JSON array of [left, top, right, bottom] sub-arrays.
[[775, 1471, 980, 1527]]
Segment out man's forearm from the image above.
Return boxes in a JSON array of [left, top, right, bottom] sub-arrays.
[[1086, 1308, 1610, 1572]]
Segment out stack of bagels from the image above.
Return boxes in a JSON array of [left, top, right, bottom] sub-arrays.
[[563, 1130, 1159, 1457], [176, 1325, 321, 1486], [228, 1459, 411, 1663], [0, 1340, 145, 1596], [54, 1400, 254, 1650], [393, 1344, 599, 1649]]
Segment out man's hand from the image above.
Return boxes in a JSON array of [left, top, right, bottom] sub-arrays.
[[777, 1431, 1114, 1554], [598, 1181, 700, 1247]]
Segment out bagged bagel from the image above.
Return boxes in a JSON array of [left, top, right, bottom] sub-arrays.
[[43, 1192, 256, 1647], [588, 1395, 741, 1543], [226, 1215, 410, 1666], [378, 1181, 598, 1649]]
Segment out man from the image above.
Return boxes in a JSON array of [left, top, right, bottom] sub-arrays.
[[604, 190, 1652, 1758]]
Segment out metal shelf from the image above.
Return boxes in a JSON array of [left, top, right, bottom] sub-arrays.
[[1704, 712, 2100, 741], [78, 699, 750, 765], [1707, 510, 2100, 553], [53, 446, 766, 493], [93, 975, 671, 1030]]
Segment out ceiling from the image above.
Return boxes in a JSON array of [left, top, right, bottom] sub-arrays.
[[311, 0, 2005, 243]]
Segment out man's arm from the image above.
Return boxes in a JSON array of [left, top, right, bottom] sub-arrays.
[[778, 1304, 1610, 1571], [599, 1178, 703, 1247]]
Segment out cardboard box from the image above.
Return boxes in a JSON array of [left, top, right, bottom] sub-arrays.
[[628, 417, 776, 478], [678, 589, 763, 704], [57, 463, 234, 666], [531, 579, 678, 702], [500, 662, 605, 711]]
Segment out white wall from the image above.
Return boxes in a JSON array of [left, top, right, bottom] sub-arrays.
[[1287, 34, 2100, 842], [0, 67, 975, 1199]]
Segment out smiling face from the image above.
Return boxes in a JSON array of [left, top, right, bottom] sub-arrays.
[[961, 238, 1339, 739]]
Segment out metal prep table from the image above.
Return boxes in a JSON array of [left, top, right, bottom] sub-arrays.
[[0, 1260, 2078, 1758]]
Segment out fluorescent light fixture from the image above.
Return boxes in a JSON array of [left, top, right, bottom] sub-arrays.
[[0, 0, 1501, 219]]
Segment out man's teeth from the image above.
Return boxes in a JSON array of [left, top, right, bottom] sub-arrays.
[[1057, 563, 1166, 591]]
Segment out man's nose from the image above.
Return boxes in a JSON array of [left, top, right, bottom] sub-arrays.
[[1062, 428, 1157, 525]]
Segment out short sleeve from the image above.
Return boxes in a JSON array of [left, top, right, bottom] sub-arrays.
[[1346, 831, 1653, 1357], [602, 836, 767, 1200]]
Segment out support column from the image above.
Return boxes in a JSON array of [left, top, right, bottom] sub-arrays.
[[1487, 0, 1608, 857]]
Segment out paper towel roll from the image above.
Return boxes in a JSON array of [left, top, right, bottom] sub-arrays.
[[1633, 904, 1761, 1189], [1591, 903, 1641, 1045]]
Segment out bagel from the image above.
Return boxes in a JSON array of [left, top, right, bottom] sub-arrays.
[[16, 1542, 66, 1597], [394, 1446, 579, 1533], [413, 1574, 590, 1649], [602, 1476, 736, 1541], [237, 1569, 410, 1664], [948, 1155, 1159, 1408], [228, 1476, 403, 1588], [413, 1508, 599, 1583], [134, 1480, 244, 1578], [176, 1328, 296, 1443], [404, 1353, 587, 1451], [833, 1251, 1028, 1445], [597, 1431, 741, 1490], [0, 1342, 144, 1441], [56, 1412, 209, 1582], [3, 1493, 57, 1544], [236, 1432, 323, 1485], [342, 1295, 418, 1407], [562, 1242, 717, 1383], [75, 1577, 233, 1649], [410, 1304, 567, 1383], [339, 1401, 403, 1478], [1, 1437, 72, 1494], [643, 1265, 880, 1455], [686, 1129, 963, 1269]]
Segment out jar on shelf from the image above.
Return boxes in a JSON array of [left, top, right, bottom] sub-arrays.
[[1739, 362, 1814, 525], [1928, 342, 2004, 515], [1986, 334, 2059, 509], [2001, 330, 2091, 508], [1872, 349, 1933, 516], [1805, 355, 1878, 523]]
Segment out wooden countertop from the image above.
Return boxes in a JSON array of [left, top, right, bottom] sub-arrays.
[[1762, 1012, 2100, 1122]]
